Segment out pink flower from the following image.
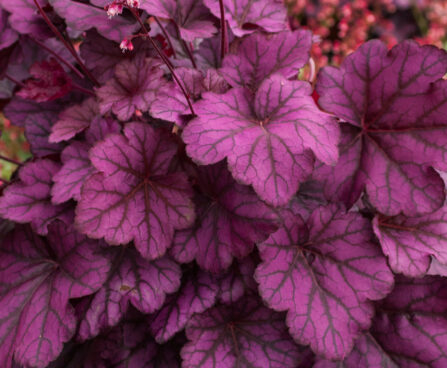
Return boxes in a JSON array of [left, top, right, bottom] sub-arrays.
[[106, 2, 123, 18], [120, 38, 134, 52]]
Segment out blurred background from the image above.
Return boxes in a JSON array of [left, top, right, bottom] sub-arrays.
[[1, 0, 445, 184]]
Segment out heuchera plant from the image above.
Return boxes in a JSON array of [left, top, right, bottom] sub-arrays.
[[1, 0, 447, 367]]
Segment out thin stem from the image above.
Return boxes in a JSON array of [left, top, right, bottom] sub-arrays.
[[171, 20, 197, 69], [218, 0, 227, 61], [32, 0, 100, 87], [72, 83, 96, 96], [30, 37, 85, 80], [183, 41, 197, 69], [308, 57, 316, 84], [154, 16, 177, 59], [4, 74, 24, 87], [0, 154, 22, 166], [131, 9, 195, 116]]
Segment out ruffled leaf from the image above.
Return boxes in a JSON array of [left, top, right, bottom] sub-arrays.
[[183, 75, 339, 206], [316, 40, 447, 216], [203, 0, 287, 37], [0, 223, 110, 368], [96, 56, 165, 121], [182, 295, 302, 368], [140, 0, 217, 42], [255, 204, 394, 359], [0, 160, 70, 235], [171, 162, 277, 272], [77, 247, 181, 340], [75, 122, 195, 259], [221, 30, 312, 89]]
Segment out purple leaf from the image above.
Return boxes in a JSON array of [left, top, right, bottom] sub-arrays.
[[96, 56, 165, 121], [149, 268, 218, 343], [78, 309, 182, 368], [140, 0, 217, 42], [151, 67, 204, 126], [183, 75, 339, 206], [0, 222, 110, 368], [0, 160, 71, 235], [171, 162, 277, 272], [316, 40, 447, 216], [77, 247, 181, 340], [49, 98, 99, 143], [0, 0, 52, 37], [17, 58, 72, 102], [4, 97, 64, 156], [373, 207, 447, 277], [221, 30, 312, 89], [255, 204, 394, 359], [203, 0, 287, 37], [314, 333, 399, 368], [0, 10, 18, 50], [182, 295, 302, 368], [215, 255, 258, 304], [51, 117, 121, 204], [75, 122, 195, 259], [370, 275, 447, 367], [48, 0, 139, 42]]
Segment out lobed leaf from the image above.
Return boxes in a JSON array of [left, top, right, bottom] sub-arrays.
[[182, 295, 302, 368], [203, 0, 287, 37], [75, 122, 195, 259], [316, 40, 447, 216], [255, 204, 394, 359], [0, 223, 110, 368], [183, 75, 339, 206]]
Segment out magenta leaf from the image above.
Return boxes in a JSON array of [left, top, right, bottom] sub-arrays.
[[75, 122, 195, 259], [373, 206, 447, 277], [49, 98, 99, 143], [0, 160, 71, 235], [0, 10, 18, 50], [215, 256, 258, 304], [181, 295, 302, 368], [51, 118, 121, 204], [203, 0, 287, 37], [316, 40, 447, 216], [255, 204, 394, 359], [183, 75, 339, 206], [314, 333, 399, 368], [77, 247, 181, 340], [96, 56, 165, 121], [149, 268, 218, 343], [0, 0, 51, 37], [48, 0, 139, 42], [171, 162, 277, 272], [221, 30, 312, 89], [0, 222, 110, 368], [370, 275, 447, 367], [4, 97, 64, 157], [151, 67, 205, 126], [140, 0, 217, 42], [17, 58, 72, 102]]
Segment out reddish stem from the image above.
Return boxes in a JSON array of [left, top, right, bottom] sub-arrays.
[[0, 154, 22, 166], [183, 40, 197, 69], [154, 16, 177, 59], [131, 9, 195, 116], [218, 0, 228, 61], [30, 37, 86, 80], [32, 0, 100, 87], [72, 83, 96, 96], [4, 74, 24, 87]]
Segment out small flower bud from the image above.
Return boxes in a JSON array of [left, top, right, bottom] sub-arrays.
[[126, 0, 140, 8], [106, 2, 123, 18], [120, 38, 134, 52]]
